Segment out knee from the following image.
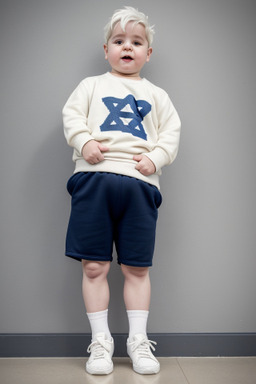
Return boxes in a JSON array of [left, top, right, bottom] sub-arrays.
[[121, 264, 149, 280], [82, 261, 110, 280]]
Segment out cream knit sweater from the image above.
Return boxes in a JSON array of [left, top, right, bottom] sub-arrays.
[[63, 72, 181, 189]]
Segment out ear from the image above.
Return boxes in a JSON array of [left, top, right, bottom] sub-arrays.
[[146, 47, 153, 62], [103, 44, 108, 60]]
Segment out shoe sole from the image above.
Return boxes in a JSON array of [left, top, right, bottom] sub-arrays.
[[133, 366, 160, 375], [131, 360, 160, 375], [86, 363, 113, 375]]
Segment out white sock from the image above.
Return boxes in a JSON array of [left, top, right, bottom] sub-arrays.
[[87, 309, 112, 341], [127, 310, 149, 340]]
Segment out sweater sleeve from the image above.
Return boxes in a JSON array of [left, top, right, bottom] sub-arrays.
[[62, 80, 94, 155], [144, 92, 181, 172]]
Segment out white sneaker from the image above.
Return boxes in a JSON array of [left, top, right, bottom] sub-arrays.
[[86, 332, 114, 375], [127, 334, 160, 375]]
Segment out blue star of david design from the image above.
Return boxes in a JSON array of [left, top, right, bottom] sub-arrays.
[[100, 94, 151, 140]]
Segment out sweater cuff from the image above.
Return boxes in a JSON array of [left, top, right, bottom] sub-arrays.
[[144, 148, 170, 173], [71, 133, 94, 155]]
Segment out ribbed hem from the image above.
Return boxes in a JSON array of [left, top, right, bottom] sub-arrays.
[[74, 159, 160, 189]]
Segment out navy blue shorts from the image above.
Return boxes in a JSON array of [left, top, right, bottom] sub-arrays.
[[65, 172, 162, 267]]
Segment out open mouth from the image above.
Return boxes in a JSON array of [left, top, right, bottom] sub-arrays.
[[122, 56, 134, 61]]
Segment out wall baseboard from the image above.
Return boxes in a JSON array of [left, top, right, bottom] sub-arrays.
[[0, 333, 255, 357]]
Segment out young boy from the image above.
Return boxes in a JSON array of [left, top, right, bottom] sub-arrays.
[[63, 6, 181, 375]]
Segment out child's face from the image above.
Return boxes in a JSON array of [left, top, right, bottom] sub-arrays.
[[104, 21, 152, 79]]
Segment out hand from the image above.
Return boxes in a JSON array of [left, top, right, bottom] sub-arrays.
[[82, 140, 109, 164], [133, 154, 156, 176]]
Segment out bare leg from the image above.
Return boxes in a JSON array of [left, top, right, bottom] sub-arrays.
[[121, 264, 151, 310], [82, 260, 111, 313]]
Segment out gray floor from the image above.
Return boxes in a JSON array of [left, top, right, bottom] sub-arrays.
[[1, 357, 256, 384]]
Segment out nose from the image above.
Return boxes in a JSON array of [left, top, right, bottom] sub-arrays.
[[123, 40, 132, 50]]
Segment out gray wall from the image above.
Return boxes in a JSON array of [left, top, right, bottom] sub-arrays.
[[1, 0, 256, 335]]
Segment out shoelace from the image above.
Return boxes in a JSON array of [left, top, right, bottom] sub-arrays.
[[131, 338, 157, 359], [87, 339, 111, 360]]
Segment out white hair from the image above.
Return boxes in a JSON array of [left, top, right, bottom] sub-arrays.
[[104, 6, 155, 46]]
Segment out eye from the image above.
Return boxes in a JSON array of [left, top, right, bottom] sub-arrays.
[[115, 40, 123, 45], [134, 41, 142, 46]]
